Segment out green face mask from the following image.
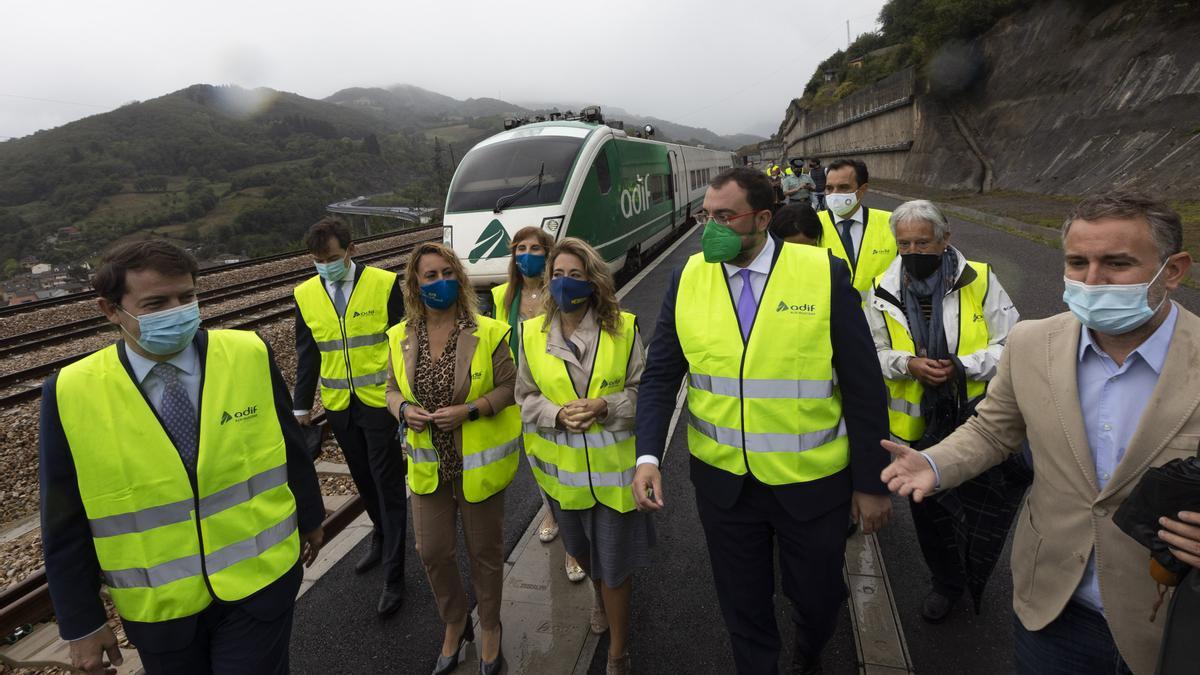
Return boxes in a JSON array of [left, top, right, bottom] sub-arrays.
[[701, 219, 746, 263]]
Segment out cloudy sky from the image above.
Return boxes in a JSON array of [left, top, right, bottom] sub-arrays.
[[1, 0, 886, 141]]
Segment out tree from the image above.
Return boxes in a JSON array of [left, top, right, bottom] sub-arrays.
[[363, 133, 382, 156]]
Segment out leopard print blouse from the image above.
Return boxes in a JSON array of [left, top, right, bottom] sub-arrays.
[[413, 317, 467, 481]]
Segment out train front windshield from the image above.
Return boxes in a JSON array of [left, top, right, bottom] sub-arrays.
[[445, 136, 583, 213]]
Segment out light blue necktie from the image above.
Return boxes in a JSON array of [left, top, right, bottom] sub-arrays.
[[736, 268, 756, 342], [333, 281, 348, 316], [154, 362, 198, 471]]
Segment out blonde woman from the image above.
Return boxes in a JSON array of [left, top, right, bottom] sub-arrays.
[[386, 242, 520, 675], [514, 238, 651, 675], [490, 226, 587, 582]]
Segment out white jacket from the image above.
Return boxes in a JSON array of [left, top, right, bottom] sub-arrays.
[[864, 246, 1019, 382]]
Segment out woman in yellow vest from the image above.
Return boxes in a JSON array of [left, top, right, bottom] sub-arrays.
[[385, 242, 520, 675], [514, 238, 649, 675], [488, 226, 587, 582], [863, 200, 1022, 624]]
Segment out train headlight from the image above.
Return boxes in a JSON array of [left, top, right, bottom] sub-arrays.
[[442, 226, 452, 246], [541, 216, 563, 234]]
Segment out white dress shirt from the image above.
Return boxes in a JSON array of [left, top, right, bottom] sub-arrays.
[[124, 341, 201, 413], [831, 205, 865, 259], [636, 236, 777, 468]]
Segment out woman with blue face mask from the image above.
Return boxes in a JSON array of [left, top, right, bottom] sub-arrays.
[[488, 227, 589, 581], [385, 242, 520, 675], [513, 238, 651, 675]]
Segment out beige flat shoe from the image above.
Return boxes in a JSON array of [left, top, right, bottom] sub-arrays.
[[537, 523, 559, 543], [606, 652, 630, 675], [590, 601, 609, 635], [565, 560, 586, 583]]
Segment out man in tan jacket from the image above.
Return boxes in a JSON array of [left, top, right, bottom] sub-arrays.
[[881, 192, 1200, 675]]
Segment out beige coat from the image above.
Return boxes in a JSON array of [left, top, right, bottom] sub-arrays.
[[925, 307, 1200, 674], [385, 316, 517, 456]]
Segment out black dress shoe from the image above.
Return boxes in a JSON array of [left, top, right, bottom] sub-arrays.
[[921, 590, 956, 623], [432, 620, 474, 675], [377, 585, 404, 618], [479, 624, 504, 675], [356, 534, 382, 574], [790, 653, 823, 675]]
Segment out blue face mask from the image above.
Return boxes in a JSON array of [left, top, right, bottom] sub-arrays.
[[420, 278, 460, 310], [550, 276, 593, 313], [515, 253, 546, 278], [1062, 261, 1168, 335], [120, 301, 201, 356], [315, 257, 349, 282]]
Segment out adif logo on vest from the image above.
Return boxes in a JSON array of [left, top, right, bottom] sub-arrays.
[[220, 405, 259, 425], [352, 309, 378, 318], [776, 300, 816, 315], [599, 378, 622, 391], [973, 312, 985, 322], [871, 248, 892, 255]]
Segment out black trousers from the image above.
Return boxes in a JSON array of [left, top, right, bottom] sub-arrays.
[[909, 495, 967, 598], [696, 478, 850, 675], [138, 602, 293, 675], [327, 401, 407, 586]]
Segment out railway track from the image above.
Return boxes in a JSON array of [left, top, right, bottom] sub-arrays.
[[0, 242, 424, 409], [0, 226, 431, 319], [0, 234, 433, 359]]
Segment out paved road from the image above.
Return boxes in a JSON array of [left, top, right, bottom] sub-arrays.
[[292, 193, 1200, 674]]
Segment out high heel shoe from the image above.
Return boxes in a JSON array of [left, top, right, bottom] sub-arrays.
[[479, 623, 504, 675], [432, 619, 474, 675]]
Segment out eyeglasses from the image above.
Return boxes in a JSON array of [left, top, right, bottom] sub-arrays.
[[696, 210, 761, 227]]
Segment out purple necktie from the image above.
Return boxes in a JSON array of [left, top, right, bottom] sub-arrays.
[[736, 268, 756, 341]]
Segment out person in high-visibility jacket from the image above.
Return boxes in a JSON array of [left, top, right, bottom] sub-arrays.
[[817, 158, 897, 295], [487, 225, 589, 583], [385, 242, 518, 675], [864, 199, 1020, 623], [514, 238, 648, 675], [40, 240, 325, 675], [293, 216, 408, 618], [632, 167, 893, 675]]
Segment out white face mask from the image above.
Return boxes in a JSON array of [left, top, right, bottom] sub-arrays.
[[826, 192, 859, 218]]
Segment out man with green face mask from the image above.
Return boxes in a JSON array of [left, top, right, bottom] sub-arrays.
[[633, 167, 893, 674], [817, 158, 897, 295]]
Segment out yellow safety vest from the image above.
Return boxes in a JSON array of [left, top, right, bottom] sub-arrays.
[[293, 266, 397, 411], [490, 283, 511, 325], [387, 315, 521, 502], [521, 312, 638, 513], [676, 244, 849, 484], [876, 261, 992, 443], [56, 330, 299, 624], [818, 206, 896, 294]]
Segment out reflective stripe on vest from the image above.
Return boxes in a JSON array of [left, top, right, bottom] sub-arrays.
[[294, 266, 396, 410], [56, 330, 299, 623], [676, 245, 849, 485], [818, 206, 897, 294], [876, 260, 991, 443], [387, 315, 522, 503], [520, 312, 638, 513]]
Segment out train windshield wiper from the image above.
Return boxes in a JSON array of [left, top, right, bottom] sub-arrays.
[[494, 163, 544, 213]]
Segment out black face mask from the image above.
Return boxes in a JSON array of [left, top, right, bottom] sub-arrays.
[[901, 253, 942, 279]]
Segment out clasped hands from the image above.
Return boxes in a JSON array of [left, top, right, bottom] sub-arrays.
[[403, 403, 470, 432], [555, 398, 608, 433], [907, 356, 956, 386]]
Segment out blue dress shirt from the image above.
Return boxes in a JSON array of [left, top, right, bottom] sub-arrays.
[[124, 341, 201, 413], [1073, 303, 1178, 613]]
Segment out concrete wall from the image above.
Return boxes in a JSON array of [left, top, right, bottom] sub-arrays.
[[774, 1, 1200, 196]]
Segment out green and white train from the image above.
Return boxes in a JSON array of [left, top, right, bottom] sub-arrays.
[[441, 112, 736, 297]]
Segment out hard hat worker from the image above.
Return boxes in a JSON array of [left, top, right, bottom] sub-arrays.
[[40, 240, 325, 675]]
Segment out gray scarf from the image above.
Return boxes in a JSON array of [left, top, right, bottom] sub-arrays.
[[901, 250, 958, 361]]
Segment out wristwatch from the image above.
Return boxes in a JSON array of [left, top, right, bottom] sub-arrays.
[[467, 402, 480, 421]]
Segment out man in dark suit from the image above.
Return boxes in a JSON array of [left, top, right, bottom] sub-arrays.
[[632, 167, 892, 674], [293, 217, 408, 616], [40, 240, 325, 675]]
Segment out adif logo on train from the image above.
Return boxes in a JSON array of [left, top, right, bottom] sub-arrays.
[[620, 175, 652, 219]]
